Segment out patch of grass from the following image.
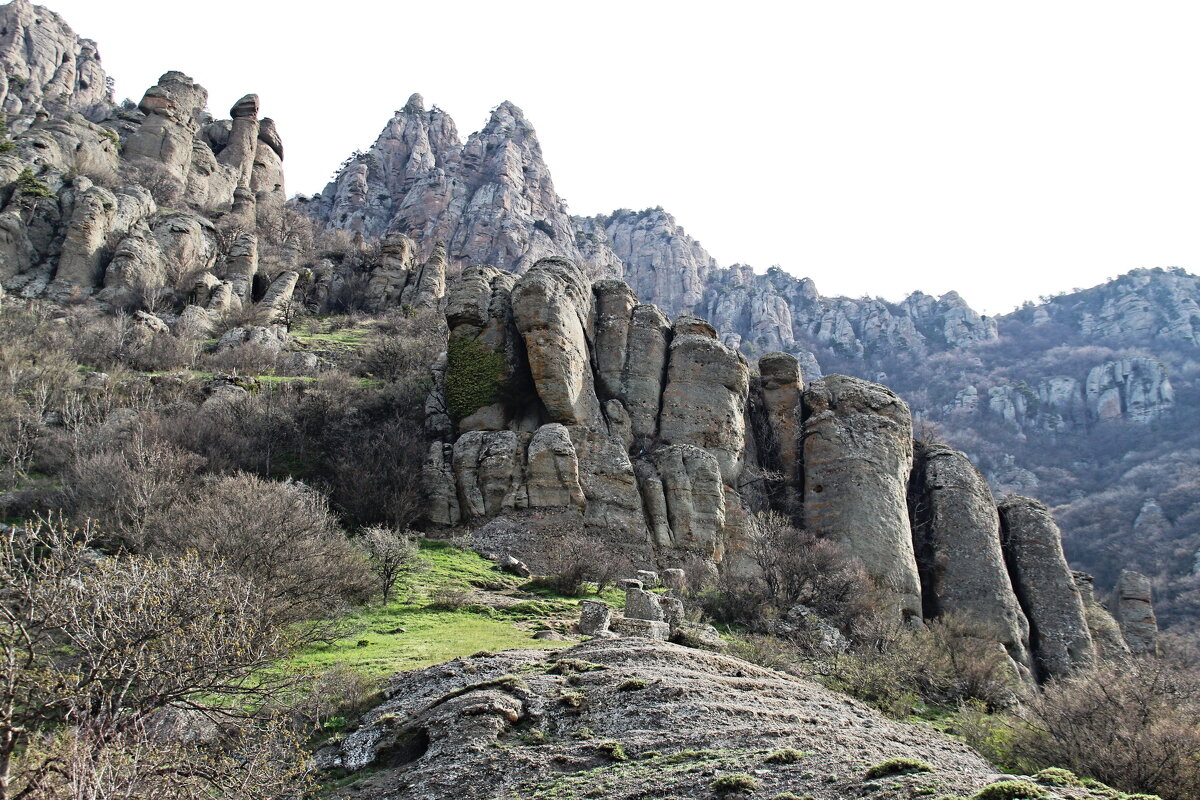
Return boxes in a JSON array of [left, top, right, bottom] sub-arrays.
[[559, 691, 584, 708], [971, 781, 1048, 800], [617, 678, 648, 691], [764, 748, 808, 764], [547, 659, 607, 675], [289, 540, 560, 676], [596, 740, 627, 761], [866, 757, 935, 779], [1032, 768, 1079, 788], [711, 772, 759, 793]]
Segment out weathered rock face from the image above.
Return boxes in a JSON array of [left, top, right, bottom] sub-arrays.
[[911, 443, 1033, 673], [510, 257, 600, 427], [1085, 357, 1174, 423], [697, 266, 998, 372], [801, 375, 922, 621], [756, 352, 803, 512], [321, 639, 1015, 800], [998, 497, 1096, 680], [304, 95, 586, 273], [658, 316, 749, 484], [0, 0, 110, 121], [576, 207, 718, 317], [1111, 569, 1158, 655]]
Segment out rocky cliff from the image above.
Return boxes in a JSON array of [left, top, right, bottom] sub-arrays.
[[423, 256, 1138, 682]]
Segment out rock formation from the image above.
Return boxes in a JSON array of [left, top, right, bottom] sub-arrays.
[[998, 497, 1096, 680], [801, 375, 922, 621], [314, 639, 1132, 800], [910, 443, 1033, 673], [1111, 569, 1158, 655]]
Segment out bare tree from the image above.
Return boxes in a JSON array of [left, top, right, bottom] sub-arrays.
[[358, 526, 423, 603], [0, 517, 307, 800]]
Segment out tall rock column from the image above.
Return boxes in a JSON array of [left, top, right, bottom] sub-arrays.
[[998, 496, 1096, 680], [757, 352, 803, 515], [911, 443, 1033, 673], [510, 257, 600, 427], [658, 315, 749, 484], [801, 374, 922, 622], [219, 93, 260, 188], [1111, 570, 1158, 655]]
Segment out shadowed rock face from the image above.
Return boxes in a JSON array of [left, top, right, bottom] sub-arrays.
[[1111, 569, 1158, 655], [801, 374, 922, 622], [998, 496, 1096, 680], [911, 443, 1033, 674]]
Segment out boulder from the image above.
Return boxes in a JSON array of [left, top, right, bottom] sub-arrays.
[[613, 618, 670, 640], [625, 587, 665, 622], [998, 496, 1096, 680], [802, 375, 922, 622], [498, 554, 531, 579], [578, 600, 613, 637]]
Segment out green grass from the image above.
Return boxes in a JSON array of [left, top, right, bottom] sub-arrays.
[[290, 540, 611, 678]]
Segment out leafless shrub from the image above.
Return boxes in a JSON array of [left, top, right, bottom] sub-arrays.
[[286, 664, 381, 734], [359, 526, 424, 603], [64, 434, 204, 550], [146, 473, 373, 620], [427, 586, 472, 610], [1013, 659, 1200, 799], [0, 517, 307, 798], [122, 161, 183, 207]]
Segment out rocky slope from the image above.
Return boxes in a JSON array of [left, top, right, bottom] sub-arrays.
[[318, 638, 1116, 800]]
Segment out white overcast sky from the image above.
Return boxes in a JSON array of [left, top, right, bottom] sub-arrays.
[[43, 0, 1200, 314]]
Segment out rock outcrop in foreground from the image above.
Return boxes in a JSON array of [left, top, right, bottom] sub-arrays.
[[318, 639, 1125, 800], [425, 258, 1135, 683]]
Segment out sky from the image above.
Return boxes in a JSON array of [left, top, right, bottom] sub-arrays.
[[43, 0, 1200, 314]]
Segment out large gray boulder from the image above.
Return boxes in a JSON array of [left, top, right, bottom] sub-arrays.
[[998, 496, 1096, 680], [802, 375, 922, 622], [911, 443, 1033, 674]]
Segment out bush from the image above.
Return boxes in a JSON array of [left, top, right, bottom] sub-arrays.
[[711, 773, 759, 793], [865, 757, 934, 779], [764, 748, 808, 764], [358, 526, 423, 603], [15, 166, 53, 198], [596, 740, 627, 761], [1013, 660, 1200, 800], [971, 782, 1048, 800], [145, 472, 373, 620]]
